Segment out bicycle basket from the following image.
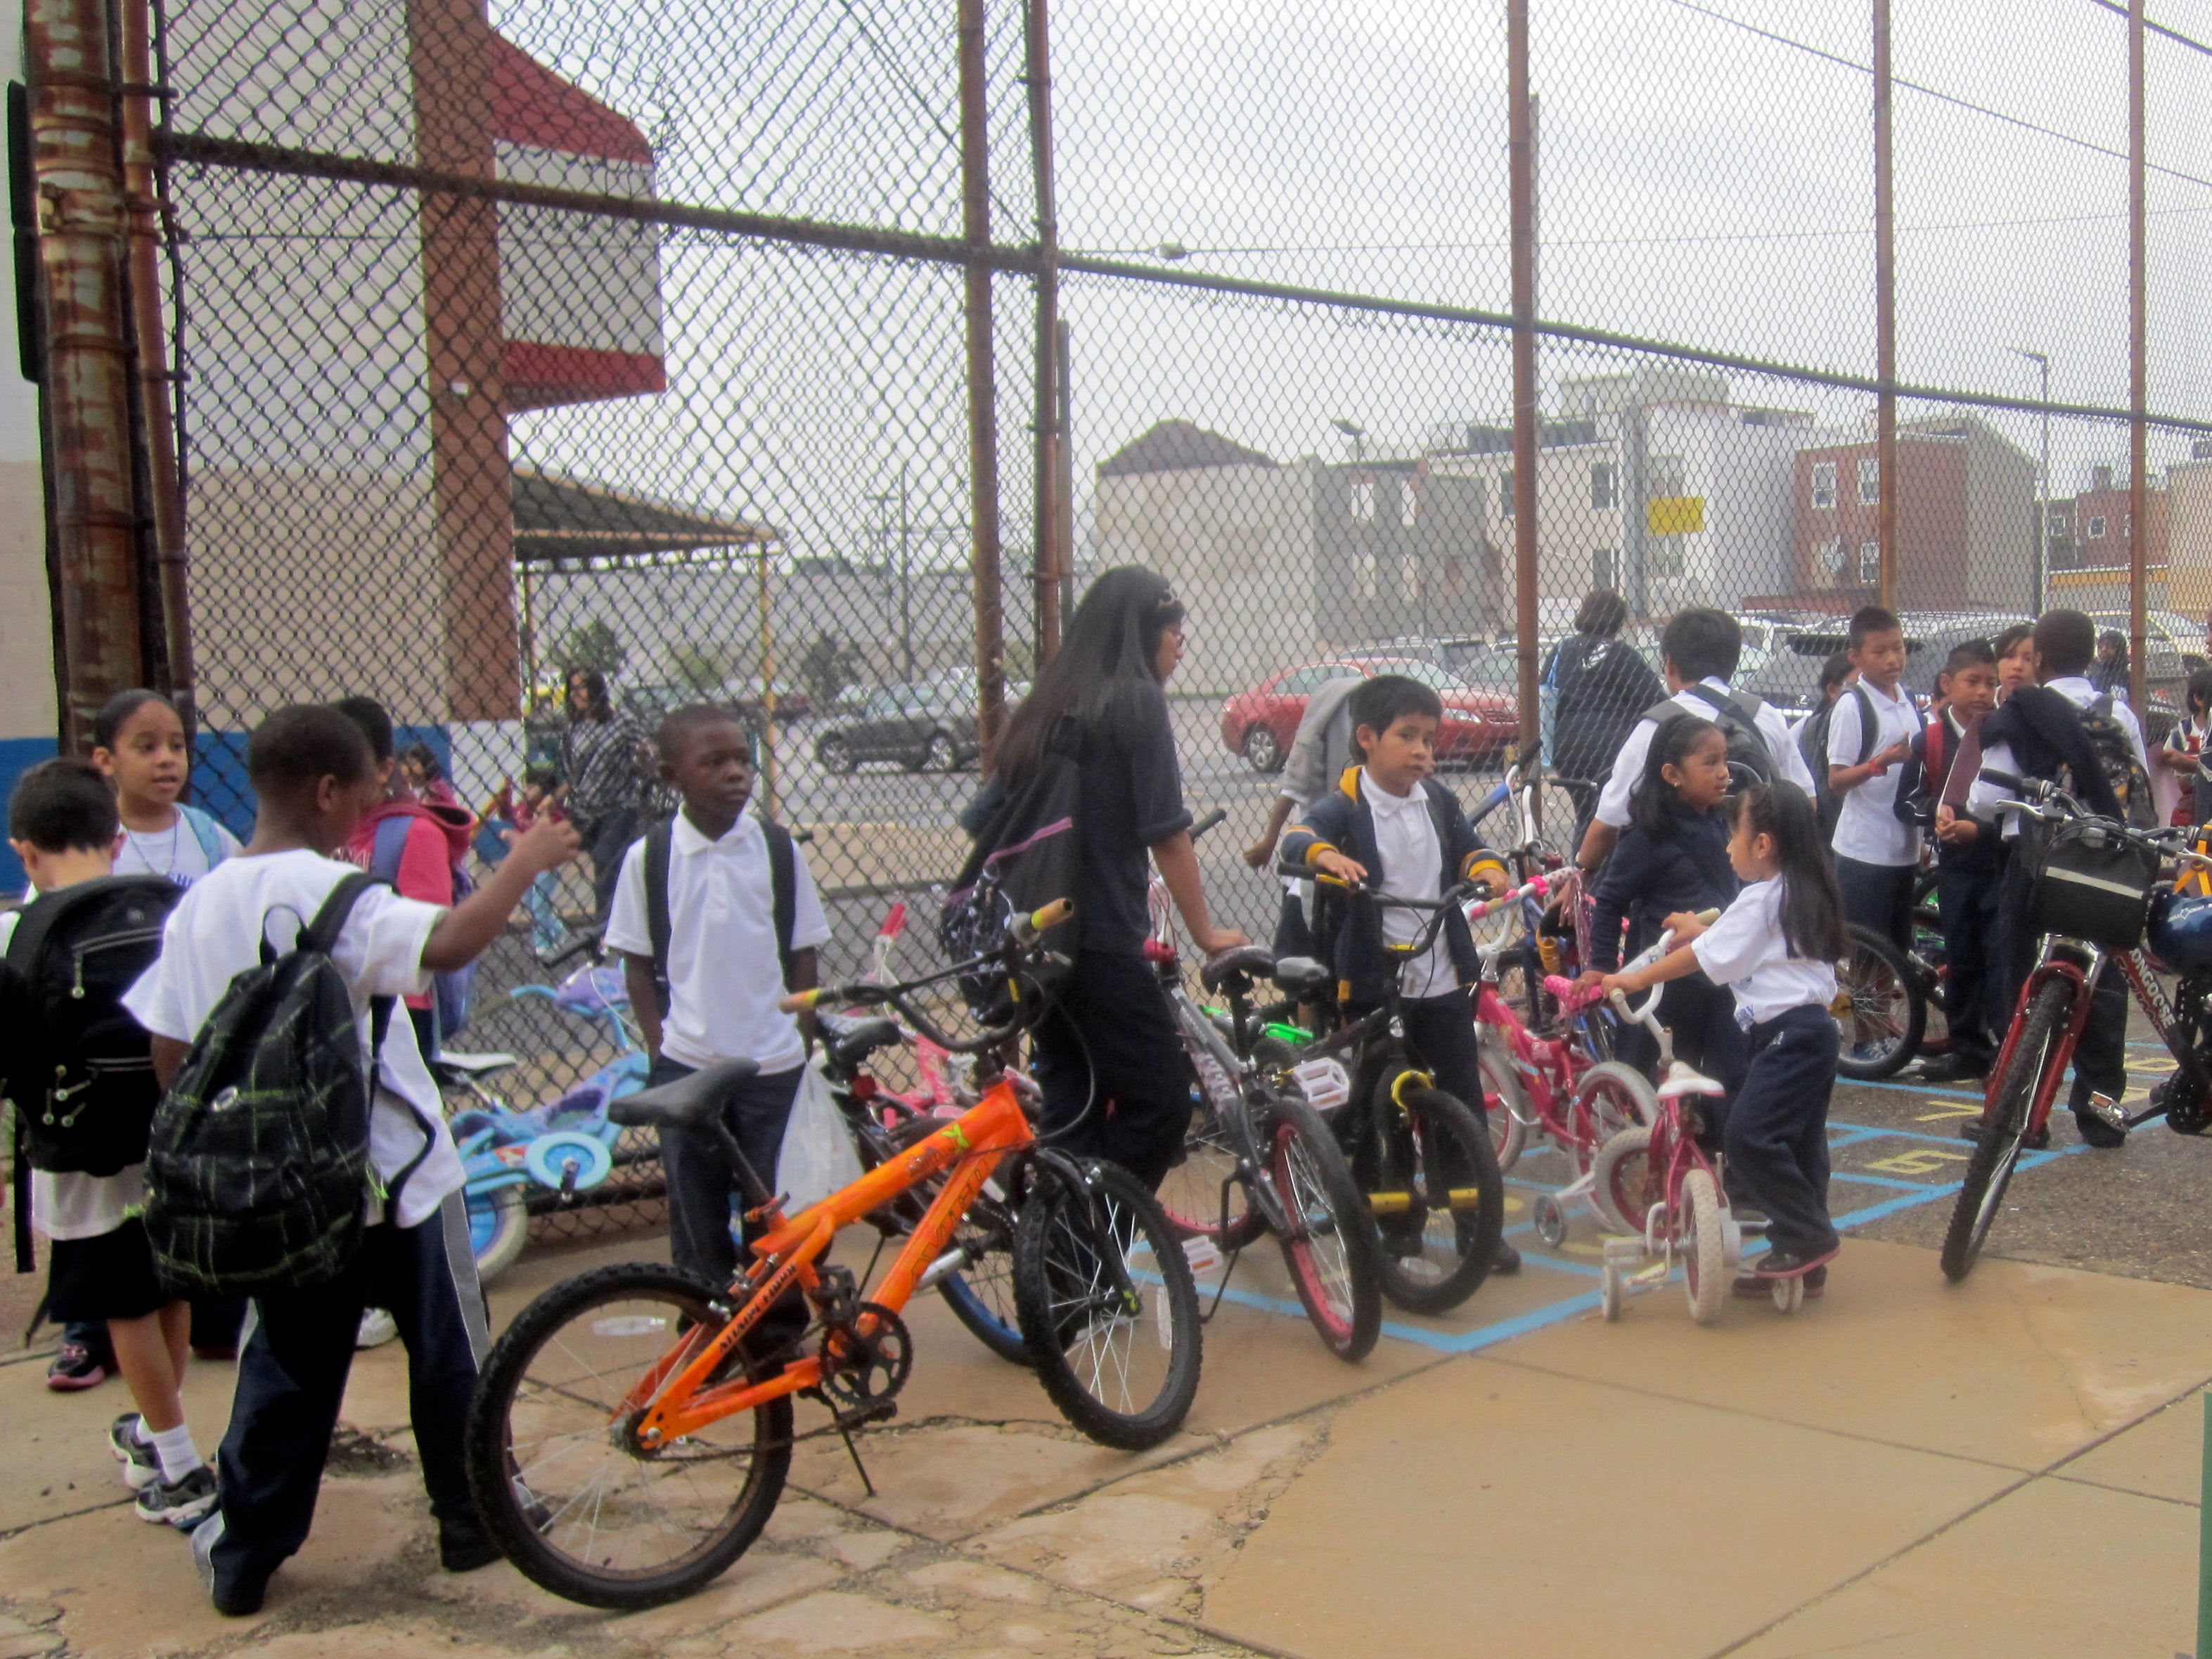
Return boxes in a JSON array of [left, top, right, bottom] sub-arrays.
[[2024, 818, 2160, 950]]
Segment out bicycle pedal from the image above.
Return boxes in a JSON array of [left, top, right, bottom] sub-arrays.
[[835, 1399, 899, 1431]]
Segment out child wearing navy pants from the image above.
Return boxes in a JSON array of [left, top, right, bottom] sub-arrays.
[[1602, 780, 1848, 1296]]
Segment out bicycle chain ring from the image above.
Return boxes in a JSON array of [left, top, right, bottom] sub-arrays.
[[819, 1302, 913, 1416]]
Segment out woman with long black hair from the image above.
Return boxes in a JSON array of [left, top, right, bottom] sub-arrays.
[[991, 565, 1247, 1189]]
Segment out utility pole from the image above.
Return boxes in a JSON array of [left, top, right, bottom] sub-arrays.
[[2127, 0, 2148, 713], [1873, 0, 1898, 612], [1024, 0, 1065, 668], [958, 0, 1005, 761], [1507, 0, 1541, 815]]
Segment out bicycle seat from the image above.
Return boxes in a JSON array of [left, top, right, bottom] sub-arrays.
[[1199, 944, 1278, 993], [608, 1057, 762, 1130], [825, 1016, 904, 1071], [1273, 955, 1332, 998], [433, 1050, 518, 1081], [1657, 1061, 1726, 1100]]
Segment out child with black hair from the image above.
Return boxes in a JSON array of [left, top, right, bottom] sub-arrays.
[[1280, 675, 1517, 1272], [3, 760, 215, 1523], [1825, 605, 1924, 954], [1581, 714, 1744, 1096], [90, 690, 240, 886], [122, 703, 578, 1615], [2158, 666, 2212, 827], [1914, 640, 2002, 1083], [1602, 780, 1848, 1294]]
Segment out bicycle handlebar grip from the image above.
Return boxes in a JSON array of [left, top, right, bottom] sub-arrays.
[[1013, 898, 1074, 944], [1694, 907, 1721, 925], [778, 987, 824, 1014], [1189, 806, 1228, 841]]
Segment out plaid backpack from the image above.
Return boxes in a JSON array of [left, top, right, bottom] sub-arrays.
[[144, 873, 419, 1298]]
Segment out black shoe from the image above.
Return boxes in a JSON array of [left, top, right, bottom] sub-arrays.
[[1735, 1264, 1825, 1299], [1959, 1116, 2049, 1151], [1756, 1244, 1839, 1281], [1910, 1053, 1988, 1085], [1491, 1239, 1522, 1275], [439, 1513, 503, 1573], [2073, 1107, 2128, 1149]]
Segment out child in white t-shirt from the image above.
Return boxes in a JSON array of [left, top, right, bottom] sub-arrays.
[[122, 704, 577, 1618], [1603, 780, 1848, 1296]]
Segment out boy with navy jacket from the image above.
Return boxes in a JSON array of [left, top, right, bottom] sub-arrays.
[[1279, 676, 1516, 1272]]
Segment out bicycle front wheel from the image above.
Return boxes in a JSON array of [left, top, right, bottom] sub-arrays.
[[463, 1262, 792, 1610], [1833, 924, 1925, 1080], [468, 1183, 531, 1286], [1012, 1157, 1202, 1450], [1263, 1091, 1382, 1362], [938, 1189, 1031, 1366], [1359, 1078, 1505, 1315], [1941, 978, 2072, 1283]]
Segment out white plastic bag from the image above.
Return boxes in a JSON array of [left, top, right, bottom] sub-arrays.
[[776, 1059, 865, 1211]]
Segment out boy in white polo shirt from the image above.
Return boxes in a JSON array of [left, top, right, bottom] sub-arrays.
[[1824, 605, 1923, 953], [609, 705, 830, 1334]]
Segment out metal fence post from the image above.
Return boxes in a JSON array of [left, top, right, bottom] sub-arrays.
[[958, 0, 1005, 761], [1025, 0, 1063, 669], [1872, 0, 1897, 613], [1507, 0, 1540, 812], [2128, 0, 2148, 711]]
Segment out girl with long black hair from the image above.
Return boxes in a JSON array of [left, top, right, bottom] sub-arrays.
[[1601, 780, 1848, 1295], [988, 565, 1247, 1189]]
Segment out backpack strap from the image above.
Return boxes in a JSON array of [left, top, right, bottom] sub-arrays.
[[643, 816, 674, 1014], [764, 820, 798, 990], [11, 1111, 30, 1274], [366, 815, 412, 886], [178, 805, 227, 870], [1851, 685, 1878, 766]]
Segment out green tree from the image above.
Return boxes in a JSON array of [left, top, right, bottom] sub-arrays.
[[667, 638, 736, 692], [557, 618, 626, 678], [799, 631, 866, 709]]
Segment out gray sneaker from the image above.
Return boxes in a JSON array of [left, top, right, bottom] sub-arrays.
[[108, 1413, 160, 1491], [192, 1511, 266, 1618], [136, 1464, 219, 1529]]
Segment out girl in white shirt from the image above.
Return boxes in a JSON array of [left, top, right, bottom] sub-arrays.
[[1602, 780, 1849, 1293]]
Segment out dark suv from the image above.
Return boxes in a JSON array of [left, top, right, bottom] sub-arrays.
[[1738, 612, 2033, 720]]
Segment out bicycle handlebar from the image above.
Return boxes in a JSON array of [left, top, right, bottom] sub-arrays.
[[1188, 806, 1228, 842]]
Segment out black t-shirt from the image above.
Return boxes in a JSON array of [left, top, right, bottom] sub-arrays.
[[1074, 680, 1192, 955]]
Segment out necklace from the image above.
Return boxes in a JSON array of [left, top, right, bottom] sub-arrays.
[[122, 819, 184, 879]]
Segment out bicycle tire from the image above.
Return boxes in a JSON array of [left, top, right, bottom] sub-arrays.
[[468, 1184, 531, 1286], [1589, 1123, 1657, 1239], [1833, 924, 1925, 1081], [1475, 1024, 1530, 1173], [1011, 1157, 1202, 1450], [1940, 978, 2073, 1283], [1566, 1059, 1659, 1185], [1156, 1077, 1263, 1250], [1681, 1168, 1728, 1326], [463, 1261, 792, 1610], [937, 1192, 1031, 1366], [1358, 1078, 1505, 1315], [1263, 1090, 1382, 1362]]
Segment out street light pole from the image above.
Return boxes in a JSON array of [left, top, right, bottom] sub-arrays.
[[2009, 348, 2050, 613]]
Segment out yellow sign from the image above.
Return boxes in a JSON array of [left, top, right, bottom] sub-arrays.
[[1647, 496, 1706, 536]]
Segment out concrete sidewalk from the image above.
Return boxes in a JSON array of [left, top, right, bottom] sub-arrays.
[[0, 1217, 2202, 1659]]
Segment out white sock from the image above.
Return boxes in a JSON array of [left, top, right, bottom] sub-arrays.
[[148, 1422, 202, 1484]]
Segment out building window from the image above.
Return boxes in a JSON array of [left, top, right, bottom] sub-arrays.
[[1500, 470, 1515, 515], [1648, 456, 1685, 501], [1401, 479, 1419, 527], [1351, 479, 1375, 522], [1858, 539, 1880, 586], [2048, 507, 2070, 536], [2088, 515, 2107, 539], [1590, 462, 1616, 510], [1593, 548, 1617, 589], [1650, 544, 1685, 579], [1400, 554, 1420, 603], [1858, 457, 1879, 504], [2122, 512, 2133, 540], [1811, 462, 1837, 509], [1354, 551, 1377, 600]]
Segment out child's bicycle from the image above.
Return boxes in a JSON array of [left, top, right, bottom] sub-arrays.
[[462, 900, 1204, 1610]]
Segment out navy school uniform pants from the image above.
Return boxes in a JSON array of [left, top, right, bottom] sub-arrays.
[[1936, 856, 2002, 1069], [1339, 993, 1491, 1194], [201, 1191, 489, 1589], [1834, 854, 1916, 955], [1723, 1005, 1841, 1260], [1030, 950, 1195, 1192], [1614, 972, 1748, 1108]]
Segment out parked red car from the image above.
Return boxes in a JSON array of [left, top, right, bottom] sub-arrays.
[[1219, 657, 1517, 773]]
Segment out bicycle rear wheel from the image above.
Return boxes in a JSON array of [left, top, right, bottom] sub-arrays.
[[1156, 1083, 1263, 1248], [1012, 1157, 1202, 1450], [467, 1183, 531, 1286], [1263, 1091, 1382, 1362], [463, 1262, 792, 1610], [938, 1190, 1030, 1366], [1358, 1077, 1505, 1315], [1941, 978, 2072, 1283], [1833, 924, 1925, 1080]]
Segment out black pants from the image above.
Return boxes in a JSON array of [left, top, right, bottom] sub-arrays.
[[578, 806, 641, 926], [1995, 845, 2126, 1109], [1272, 891, 1318, 962], [1834, 854, 1916, 953], [650, 1056, 805, 1289], [1391, 992, 1488, 1121], [1614, 972, 1748, 1106], [1936, 859, 2002, 1066], [1724, 1005, 1840, 1259], [202, 1192, 489, 1590], [1031, 950, 1193, 1192]]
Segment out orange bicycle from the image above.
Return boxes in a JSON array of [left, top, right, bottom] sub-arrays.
[[461, 900, 1203, 1609]]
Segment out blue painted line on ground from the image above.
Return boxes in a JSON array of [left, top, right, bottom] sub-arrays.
[[1827, 1170, 1948, 1192], [1849, 1077, 1984, 1102]]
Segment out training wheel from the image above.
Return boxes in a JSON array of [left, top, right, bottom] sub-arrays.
[[522, 1130, 614, 1192], [1533, 1193, 1567, 1248], [1771, 1275, 1804, 1315], [1600, 1260, 1623, 1322]]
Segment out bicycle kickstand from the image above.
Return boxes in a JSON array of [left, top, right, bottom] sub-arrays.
[[835, 1419, 877, 1499], [1196, 1174, 1245, 1326]]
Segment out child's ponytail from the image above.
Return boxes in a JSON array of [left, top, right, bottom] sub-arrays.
[[1732, 781, 1848, 962]]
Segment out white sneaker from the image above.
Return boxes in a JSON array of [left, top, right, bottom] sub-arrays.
[[355, 1308, 399, 1350]]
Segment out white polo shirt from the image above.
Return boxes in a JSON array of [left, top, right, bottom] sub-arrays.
[[1595, 678, 1816, 829], [1362, 771, 1455, 1000], [1691, 876, 1839, 1028], [606, 805, 832, 1074], [1825, 680, 1923, 867]]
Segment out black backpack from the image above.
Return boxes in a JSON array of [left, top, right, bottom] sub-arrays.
[[2077, 695, 2159, 831], [641, 814, 799, 1009], [3, 875, 184, 1272], [143, 874, 416, 1298], [940, 714, 1084, 1016], [1652, 684, 1776, 792]]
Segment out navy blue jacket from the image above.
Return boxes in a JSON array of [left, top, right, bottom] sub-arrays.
[[1587, 799, 1739, 971], [1279, 770, 1503, 1004]]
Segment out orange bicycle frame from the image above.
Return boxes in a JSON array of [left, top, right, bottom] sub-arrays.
[[622, 1078, 1033, 1448]]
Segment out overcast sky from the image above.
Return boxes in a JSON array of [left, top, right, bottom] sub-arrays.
[[487, 0, 2212, 587]]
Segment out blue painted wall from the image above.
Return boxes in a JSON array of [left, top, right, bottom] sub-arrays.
[[192, 723, 454, 848], [0, 735, 58, 891]]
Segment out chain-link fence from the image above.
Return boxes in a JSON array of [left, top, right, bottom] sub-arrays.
[[139, 0, 2212, 1243]]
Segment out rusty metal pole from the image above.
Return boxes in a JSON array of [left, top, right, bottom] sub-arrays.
[[959, 0, 1006, 760], [2128, 0, 2149, 712], [115, 0, 193, 722], [1873, 0, 1898, 612], [1507, 0, 1541, 818], [1024, 0, 1064, 669], [27, 0, 146, 749]]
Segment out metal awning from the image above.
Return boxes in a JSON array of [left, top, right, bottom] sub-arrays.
[[512, 467, 780, 565]]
